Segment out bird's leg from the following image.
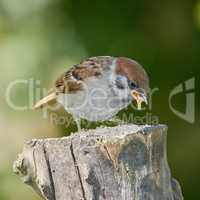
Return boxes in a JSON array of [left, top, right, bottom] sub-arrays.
[[74, 117, 81, 132]]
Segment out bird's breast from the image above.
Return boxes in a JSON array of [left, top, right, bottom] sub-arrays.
[[57, 74, 131, 121]]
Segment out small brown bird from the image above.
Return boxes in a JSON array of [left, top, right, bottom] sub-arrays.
[[34, 56, 149, 130]]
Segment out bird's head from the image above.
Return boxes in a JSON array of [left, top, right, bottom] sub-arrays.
[[115, 57, 149, 110]]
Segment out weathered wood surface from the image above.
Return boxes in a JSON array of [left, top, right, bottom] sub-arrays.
[[13, 124, 183, 200]]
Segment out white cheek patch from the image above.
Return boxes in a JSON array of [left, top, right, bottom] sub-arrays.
[[109, 70, 130, 98]]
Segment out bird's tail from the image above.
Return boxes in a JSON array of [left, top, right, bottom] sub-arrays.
[[33, 92, 57, 109]]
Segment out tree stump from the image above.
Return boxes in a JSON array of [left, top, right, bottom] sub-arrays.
[[13, 124, 183, 200]]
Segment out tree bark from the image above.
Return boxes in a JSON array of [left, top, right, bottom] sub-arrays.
[[13, 124, 183, 200]]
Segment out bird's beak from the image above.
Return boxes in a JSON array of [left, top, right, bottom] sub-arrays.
[[131, 88, 148, 110]]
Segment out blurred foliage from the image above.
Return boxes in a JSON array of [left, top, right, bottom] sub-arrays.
[[0, 0, 199, 199]]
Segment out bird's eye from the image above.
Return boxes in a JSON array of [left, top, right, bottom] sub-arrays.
[[128, 80, 138, 89]]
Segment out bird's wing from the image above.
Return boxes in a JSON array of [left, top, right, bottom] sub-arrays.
[[33, 56, 114, 109], [55, 56, 114, 93]]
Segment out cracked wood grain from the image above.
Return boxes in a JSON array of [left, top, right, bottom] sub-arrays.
[[13, 124, 184, 200], [42, 144, 56, 200], [70, 142, 87, 200]]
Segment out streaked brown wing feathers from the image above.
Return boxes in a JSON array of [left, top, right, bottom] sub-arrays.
[[55, 56, 114, 93]]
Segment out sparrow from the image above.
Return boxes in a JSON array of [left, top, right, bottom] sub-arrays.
[[34, 56, 149, 131]]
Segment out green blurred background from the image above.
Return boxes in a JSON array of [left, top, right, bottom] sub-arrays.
[[0, 0, 199, 199]]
